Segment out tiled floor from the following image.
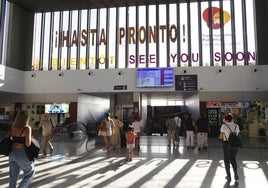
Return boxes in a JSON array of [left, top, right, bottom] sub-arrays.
[[0, 133, 268, 188]]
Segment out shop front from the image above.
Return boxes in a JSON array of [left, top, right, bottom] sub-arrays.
[[205, 101, 268, 137]]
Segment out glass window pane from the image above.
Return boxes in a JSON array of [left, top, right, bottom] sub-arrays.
[[234, 1, 244, 66], [32, 13, 42, 70], [190, 2, 200, 67], [70, 10, 78, 70], [52, 12, 59, 70], [89, 9, 97, 69], [222, 2, 233, 66], [98, 8, 107, 69], [118, 7, 126, 68], [158, 4, 167, 67], [108, 8, 116, 69], [211, 1, 222, 66], [180, 3, 189, 67], [79, 10, 88, 70], [246, 0, 256, 65], [128, 6, 137, 68], [148, 5, 156, 68], [201, 2, 211, 66], [61, 11, 69, 70], [138, 6, 146, 68], [169, 4, 178, 67], [43, 13, 51, 71]]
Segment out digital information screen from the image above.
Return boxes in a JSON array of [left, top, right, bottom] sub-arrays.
[[136, 68, 173, 88]]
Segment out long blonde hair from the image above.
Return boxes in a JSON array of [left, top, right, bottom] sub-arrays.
[[12, 111, 29, 129]]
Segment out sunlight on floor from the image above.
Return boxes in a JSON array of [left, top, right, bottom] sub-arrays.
[[175, 160, 212, 188], [141, 159, 189, 187], [243, 161, 268, 188]]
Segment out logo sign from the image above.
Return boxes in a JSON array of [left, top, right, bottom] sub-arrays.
[[202, 7, 230, 29]]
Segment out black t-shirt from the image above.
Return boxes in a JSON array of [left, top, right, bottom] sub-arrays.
[[196, 117, 208, 132], [185, 117, 195, 131]]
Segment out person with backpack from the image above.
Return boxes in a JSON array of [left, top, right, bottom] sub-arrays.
[[219, 113, 240, 182]]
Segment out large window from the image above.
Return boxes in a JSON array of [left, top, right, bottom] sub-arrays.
[[31, 0, 256, 70]]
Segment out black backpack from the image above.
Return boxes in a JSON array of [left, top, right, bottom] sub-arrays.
[[225, 124, 242, 148]]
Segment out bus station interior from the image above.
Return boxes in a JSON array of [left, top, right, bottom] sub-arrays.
[[1, 90, 268, 138], [0, 2, 267, 137], [1, 1, 268, 187]]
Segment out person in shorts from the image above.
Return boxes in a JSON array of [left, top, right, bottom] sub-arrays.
[[125, 126, 136, 161], [99, 113, 114, 154], [131, 116, 142, 150]]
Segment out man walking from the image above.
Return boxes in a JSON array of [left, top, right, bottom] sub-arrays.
[[39, 113, 55, 156], [165, 117, 177, 147]]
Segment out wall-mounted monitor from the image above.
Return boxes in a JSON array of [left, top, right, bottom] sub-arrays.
[[136, 67, 173, 88], [45, 103, 69, 114]]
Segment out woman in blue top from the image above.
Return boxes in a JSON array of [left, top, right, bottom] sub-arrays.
[[7, 111, 35, 188]]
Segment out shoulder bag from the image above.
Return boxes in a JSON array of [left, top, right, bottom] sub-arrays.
[[0, 136, 13, 156], [20, 127, 40, 161]]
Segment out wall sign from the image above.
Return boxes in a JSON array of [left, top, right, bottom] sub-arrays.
[[175, 75, 198, 91], [114, 85, 127, 90]]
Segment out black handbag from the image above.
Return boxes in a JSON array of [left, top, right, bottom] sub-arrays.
[[26, 137, 40, 161], [0, 137, 13, 156], [20, 127, 40, 161]]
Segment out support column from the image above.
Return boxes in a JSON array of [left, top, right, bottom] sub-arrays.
[[133, 92, 140, 119]]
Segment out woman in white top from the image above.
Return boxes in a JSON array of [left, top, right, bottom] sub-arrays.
[[101, 113, 114, 153], [219, 113, 240, 182]]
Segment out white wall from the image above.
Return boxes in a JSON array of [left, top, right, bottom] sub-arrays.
[[0, 65, 268, 102], [185, 93, 200, 121], [77, 94, 110, 124]]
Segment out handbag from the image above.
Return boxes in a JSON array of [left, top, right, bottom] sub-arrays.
[[99, 122, 107, 131], [26, 137, 40, 161], [20, 127, 40, 161], [0, 137, 13, 156]]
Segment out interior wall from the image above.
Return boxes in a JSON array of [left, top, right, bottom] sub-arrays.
[[6, 3, 34, 70], [77, 94, 110, 125], [0, 93, 78, 104], [255, 1, 268, 65], [184, 93, 200, 121]]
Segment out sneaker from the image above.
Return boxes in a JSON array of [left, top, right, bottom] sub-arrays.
[[126, 157, 129, 161], [225, 176, 231, 182], [129, 158, 132, 161], [235, 174, 239, 181]]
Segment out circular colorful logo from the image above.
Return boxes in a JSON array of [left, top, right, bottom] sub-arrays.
[[202, 7, 230, 29]]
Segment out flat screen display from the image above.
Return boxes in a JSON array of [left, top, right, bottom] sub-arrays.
[[136, 67, 173, 88], [45, 103, 69, 113]]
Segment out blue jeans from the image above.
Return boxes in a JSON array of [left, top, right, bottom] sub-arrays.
[[9, 145, 35, 188]]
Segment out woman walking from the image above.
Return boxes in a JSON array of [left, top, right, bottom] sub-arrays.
[[7, 111, 35, 188], [99, 113, 114, 153]]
